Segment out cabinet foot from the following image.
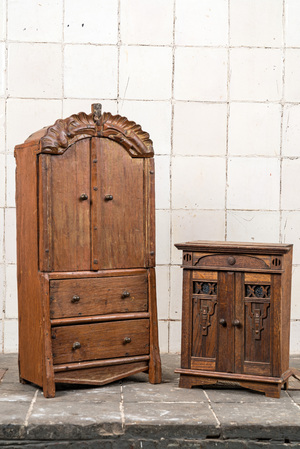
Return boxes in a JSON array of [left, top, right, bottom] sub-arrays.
[[242, 381, 281, 398], [19, 377, 28, 385], [43, 380, 56, 398], [176, 370, 290, 398], [178, 374, 217, 389], [148, 352, 162, 384]]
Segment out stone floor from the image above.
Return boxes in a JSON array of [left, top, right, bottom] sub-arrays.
[[0, 354, 300, 448]]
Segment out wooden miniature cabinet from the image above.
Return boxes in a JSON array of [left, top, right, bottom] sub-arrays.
[[175, 241, 298, 398], [15, 104, 161, 397]]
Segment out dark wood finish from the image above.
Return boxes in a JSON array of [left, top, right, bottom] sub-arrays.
[[15, 104, 161, 397], [192, 253, 272, 270], [175, 241, 294, 398], [181, 269, 192, 369]]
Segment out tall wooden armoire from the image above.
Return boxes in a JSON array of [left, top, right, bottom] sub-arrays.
[[14, 104, 161, 398]]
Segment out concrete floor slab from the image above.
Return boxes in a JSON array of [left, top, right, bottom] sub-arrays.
[[0, 353, 300, 447]]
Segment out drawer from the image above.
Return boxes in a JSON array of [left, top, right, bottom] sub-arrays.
[[52, 319, 150, 365], [190, 253, 274, 270], [50, 274, 148, 319]]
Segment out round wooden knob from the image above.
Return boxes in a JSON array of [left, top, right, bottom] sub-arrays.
[[232, 319, 241, 327], [80, 193, 88, 200], [227, 256, 236, 265], [72, 342, 81, 350], [122, 291, 130, 298]]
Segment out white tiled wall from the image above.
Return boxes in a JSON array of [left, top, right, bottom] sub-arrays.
[[1, 0, 300, 354]]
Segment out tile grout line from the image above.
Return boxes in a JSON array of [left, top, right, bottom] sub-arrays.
[[203, 390, 221, 428], [224, 0, 231, 241], [2, 0, 8, 353], [120, 384, 125, 430], [5, 40, 300, 51], [167, 0, 176, 352], [116, 0, 121, 114], [23, 389, 39, 427], [4, 97, 300, 106], [61, 0, 65, 115], [279, 0, 286, 243], [287, 390, 300, 412]]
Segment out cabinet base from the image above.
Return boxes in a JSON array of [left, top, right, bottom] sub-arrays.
[[54, 361, 149, 386], [22, 356, 162, 398], [175, 368, 300, 398]]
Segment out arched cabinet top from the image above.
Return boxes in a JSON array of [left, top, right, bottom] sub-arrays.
[[23, 104, 154, 158]]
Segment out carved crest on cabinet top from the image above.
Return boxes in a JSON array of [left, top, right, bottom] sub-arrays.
[[40, 105, 154, 158]]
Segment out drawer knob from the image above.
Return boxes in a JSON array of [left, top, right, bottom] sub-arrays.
[[124, 337, 131, 344], [72, 341, 81, 350], [232, 319, 241, 327], [219, 318, 226, 326], [71, 295, 80, 303], [228, 256, 236, 265], [80, 193, 88, 201], [122, 291, 131, 299], [105, 194, 113, 201]]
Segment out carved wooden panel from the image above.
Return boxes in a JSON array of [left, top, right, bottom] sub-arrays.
[[244, 280, 271, 368], [191, 276, 218, 362], [40, 106, 153, 158]]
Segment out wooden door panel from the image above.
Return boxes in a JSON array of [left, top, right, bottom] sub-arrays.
[[238, 275, 272, 376], [39, 139, 91, 271], [92, 138, 145, 269], [191, 272, 218, 371], [217, 271, 235, 373]]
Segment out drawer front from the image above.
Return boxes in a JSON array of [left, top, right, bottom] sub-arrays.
[[50, 274, 148, 319], [52, 319, 150, 365], [191, 253, 272, 270]]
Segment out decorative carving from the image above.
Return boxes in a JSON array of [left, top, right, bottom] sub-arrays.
[[246, 285, 270, 299], [194, 282, 217, 296], [183, 253, 192, 263], [197, 300, 217, 336], [41, 112, 97, 154], [40, 105, 153, 158], [246, 303, 270, 340], [99, 113, 153, 157], [271, 257, 281, 267]]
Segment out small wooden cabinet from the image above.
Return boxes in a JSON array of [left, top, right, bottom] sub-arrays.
[[175, 241, 298, 398], [15, 104, 161, 397]]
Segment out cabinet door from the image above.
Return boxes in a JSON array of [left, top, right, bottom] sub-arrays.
[[190, 271, 219, 371], [91, 138, 145, 269], [235, 273, 272, 376], [39, 139, 91, 271], [217, 271, 235, 373]]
